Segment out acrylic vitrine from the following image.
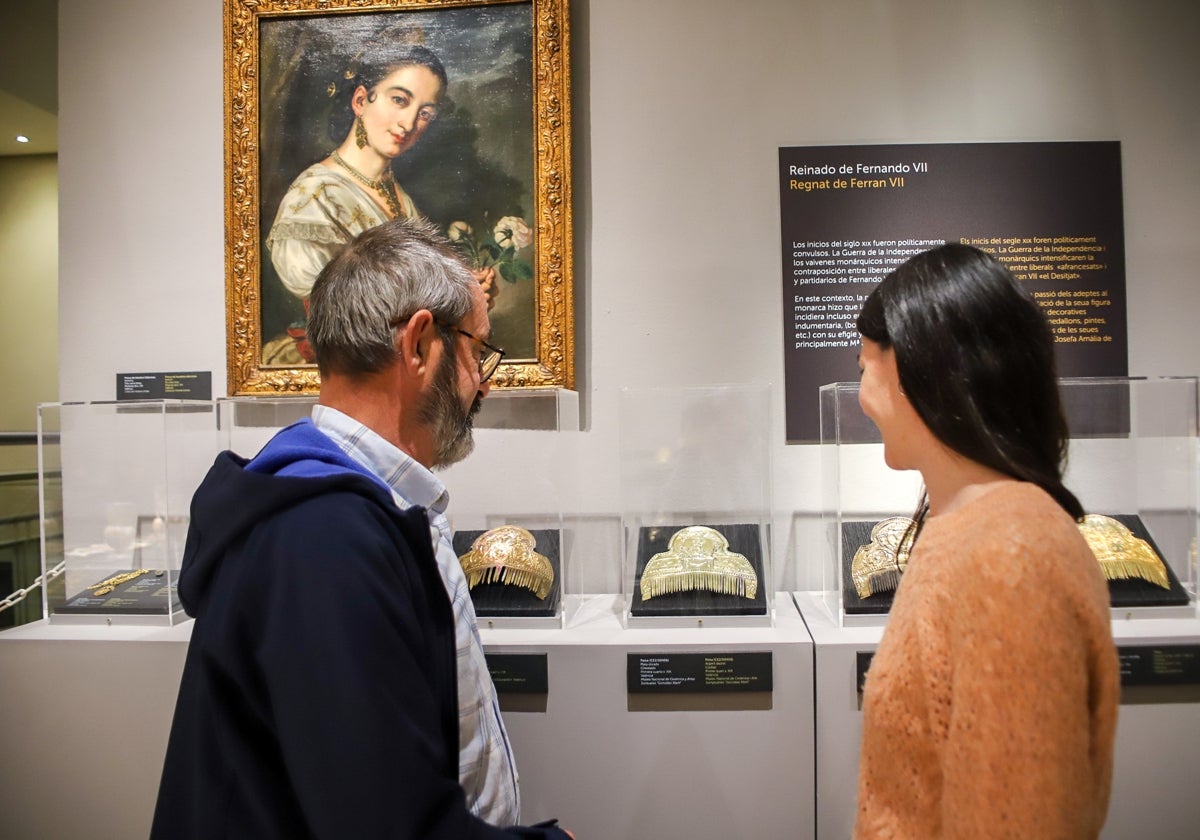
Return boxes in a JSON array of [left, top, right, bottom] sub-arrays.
[[37, 400, 217, 625], [618, 383, 774, 627], [440, 388, 580, 628], [217, 395, 317, 457], [218, 390, 581, 629], [815, 376, 1199, 627]]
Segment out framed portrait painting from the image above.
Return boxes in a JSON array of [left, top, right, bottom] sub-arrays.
[[223, 0, 574, 394]]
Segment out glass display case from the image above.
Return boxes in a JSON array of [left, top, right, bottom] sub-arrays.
[[219, 389, 580, 629], [618, 383, 774, 626], [441, 389, 579, 628], [815, 376, 1199, 627], [217, 395, 316, 457], [37, 400, 217, 625]]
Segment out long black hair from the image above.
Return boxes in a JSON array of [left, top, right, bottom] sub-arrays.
[[856, 242, 1083, 524]]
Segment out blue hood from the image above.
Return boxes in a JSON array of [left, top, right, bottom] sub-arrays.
[[177, 419, 395, 616]]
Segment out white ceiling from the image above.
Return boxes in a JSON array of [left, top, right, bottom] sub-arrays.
[[0, 0, 57, 156]]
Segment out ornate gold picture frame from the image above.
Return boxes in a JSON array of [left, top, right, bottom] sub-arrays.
[[223, 0, 573, 394]]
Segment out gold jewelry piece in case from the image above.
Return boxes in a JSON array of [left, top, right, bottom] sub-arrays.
[[850, 517, 916, 599], [640, 526, 758, 601], [1078, 514, 1170, 589], [458, 526, 554, 600], [87, 569, 151, 597], [850, 513, 1172, 599]]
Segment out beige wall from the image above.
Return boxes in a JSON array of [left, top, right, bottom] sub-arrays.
[[0, 153, 56, 473]]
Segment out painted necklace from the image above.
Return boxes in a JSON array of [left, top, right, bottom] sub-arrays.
[[330, 149, 404, 219]]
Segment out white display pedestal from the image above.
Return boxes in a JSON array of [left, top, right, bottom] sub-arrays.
[[0, 619, 191, 839], [0, 593, 815, 839], [794, 590, 1200, 840], [482, 593, 815, 838]]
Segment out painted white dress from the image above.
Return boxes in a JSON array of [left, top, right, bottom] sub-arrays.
[[262, 163, 417, 364], [267, 163, 418, 300]]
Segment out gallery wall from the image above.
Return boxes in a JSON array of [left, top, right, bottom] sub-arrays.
[[57, 0, 1200, 589], [0, 154, 57, 435]]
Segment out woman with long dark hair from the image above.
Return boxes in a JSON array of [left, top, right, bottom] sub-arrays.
[[852, 243, 1119, 838]]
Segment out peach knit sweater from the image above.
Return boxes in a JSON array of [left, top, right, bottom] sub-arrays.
[[854, 482, 1119, 839]]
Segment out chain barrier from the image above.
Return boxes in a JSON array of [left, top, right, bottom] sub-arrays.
[[0, 561, 65, 614]]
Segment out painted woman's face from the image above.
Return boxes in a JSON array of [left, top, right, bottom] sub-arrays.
[[356, 64, 443, 160], [857, 336, 924, 471]]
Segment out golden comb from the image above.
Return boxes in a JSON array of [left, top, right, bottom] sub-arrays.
[[458, 526, 554, 600], [640, 526, 758, 601], [850, 517, 916, 599], [848, 513, 1172, 599], [1078, 514, 1170, 589]]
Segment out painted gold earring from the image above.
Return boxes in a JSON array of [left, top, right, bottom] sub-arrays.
[[355, 116, 368, 149]]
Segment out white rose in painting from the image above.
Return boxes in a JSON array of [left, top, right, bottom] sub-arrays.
[[447, 220, 473, 242], [493, 216, 533, 250]]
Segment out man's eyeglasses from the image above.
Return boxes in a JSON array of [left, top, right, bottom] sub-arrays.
[[437, 321, 506, 384], [390, 315, 507, 383]]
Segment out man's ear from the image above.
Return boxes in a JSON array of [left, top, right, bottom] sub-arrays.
[[399, 309, 436, 374]]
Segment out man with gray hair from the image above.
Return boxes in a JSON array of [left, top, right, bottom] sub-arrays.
[[152, 217, 572, 839]]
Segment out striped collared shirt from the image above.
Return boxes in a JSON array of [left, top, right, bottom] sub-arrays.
[[312, 405, 520, 826]]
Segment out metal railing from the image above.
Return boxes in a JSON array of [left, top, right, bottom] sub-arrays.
[[0, 432, 51, 627]]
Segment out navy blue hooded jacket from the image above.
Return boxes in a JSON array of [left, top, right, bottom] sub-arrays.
[[151, 420, 567, 839]]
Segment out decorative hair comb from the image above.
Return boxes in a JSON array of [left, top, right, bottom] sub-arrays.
[[1078, 514, 1170, 589], [640, 526, 758, 601], [850, 512, 1172, 599], [850, 517, 916, 599], [458, 526, 554, 600]]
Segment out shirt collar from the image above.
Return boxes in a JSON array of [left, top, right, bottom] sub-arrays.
[[311, 404, 449, 515]]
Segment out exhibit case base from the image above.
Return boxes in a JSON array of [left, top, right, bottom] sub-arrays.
[[475, 612, 565, 631], [622, 594, 775, 628]]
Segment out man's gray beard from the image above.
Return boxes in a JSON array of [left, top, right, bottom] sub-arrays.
[[420, 346, 480, 468]]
